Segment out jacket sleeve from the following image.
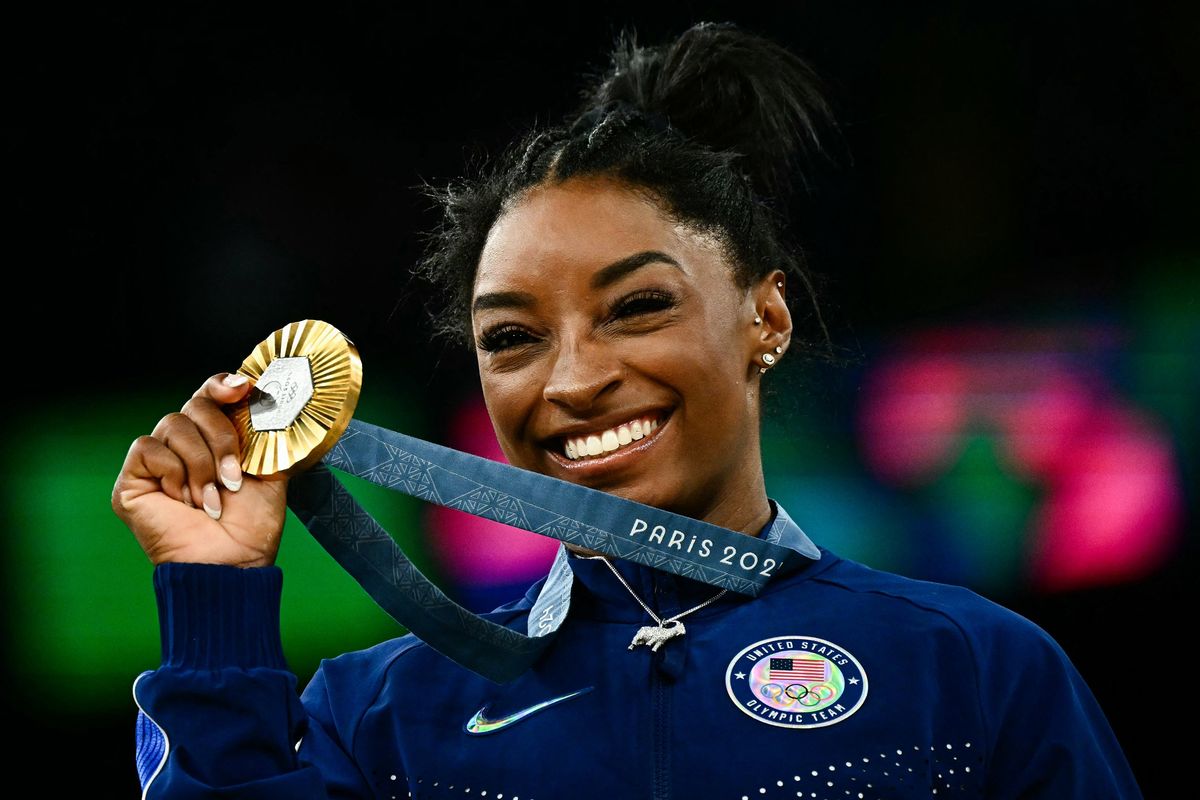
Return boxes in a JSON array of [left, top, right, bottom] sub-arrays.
[[971, 608, 1143, 800], [132, 562, 375, 798]]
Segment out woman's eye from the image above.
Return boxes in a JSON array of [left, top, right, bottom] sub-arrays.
[[478, 325, 537, 352], [612, 290, 677, 319]]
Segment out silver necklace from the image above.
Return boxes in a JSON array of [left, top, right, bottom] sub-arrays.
[[580, 554, 729, 653]]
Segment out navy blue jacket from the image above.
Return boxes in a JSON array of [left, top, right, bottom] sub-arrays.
[[133, 503, 1141, 798]]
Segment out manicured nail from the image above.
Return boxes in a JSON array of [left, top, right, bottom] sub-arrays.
[[202, 483, 221, 520], [182, 485, 194, 508], [222, 373, 248, 387], [219, 455, 242, 492]]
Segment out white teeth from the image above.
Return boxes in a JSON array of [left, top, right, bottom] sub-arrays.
[[562, 416, 663, 460]]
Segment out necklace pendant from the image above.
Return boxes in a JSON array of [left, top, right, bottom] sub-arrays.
[[628, 620, 686, 652]]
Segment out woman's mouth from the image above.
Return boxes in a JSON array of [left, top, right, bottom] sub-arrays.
[[552, 412, 667, 462]]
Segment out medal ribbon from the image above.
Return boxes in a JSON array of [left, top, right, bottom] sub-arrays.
[[285, 418, 812, 683]]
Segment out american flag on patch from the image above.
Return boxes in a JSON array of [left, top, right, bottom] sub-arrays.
[[769, 658, 829, 682]]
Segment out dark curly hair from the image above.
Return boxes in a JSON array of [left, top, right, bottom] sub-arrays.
[[413, 21, 846, 363]]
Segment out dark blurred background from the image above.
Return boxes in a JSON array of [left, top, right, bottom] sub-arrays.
[[5, 2, 1196, 796]]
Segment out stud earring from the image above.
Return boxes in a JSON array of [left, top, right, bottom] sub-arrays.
[[753, 315, 762, 325], [774, 346, 783, 354], [757, 352, 778, 374], [776, 281, 783, 288]]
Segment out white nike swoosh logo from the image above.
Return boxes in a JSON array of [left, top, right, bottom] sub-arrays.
[[464, 686, 593, 735]]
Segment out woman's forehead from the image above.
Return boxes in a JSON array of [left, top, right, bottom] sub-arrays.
[[474, 179, 724, 293]]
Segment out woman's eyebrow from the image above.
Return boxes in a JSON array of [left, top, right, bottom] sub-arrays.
[[473, 290, 536, 313], [472, 251, 683, 313], [590, 250, 682, 289]]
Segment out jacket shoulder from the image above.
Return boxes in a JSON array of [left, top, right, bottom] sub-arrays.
[[800, 549, 1060, 650]]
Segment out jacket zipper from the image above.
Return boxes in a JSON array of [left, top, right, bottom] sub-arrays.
[[652, 664, 668, 800], [651, 573, 670, 800]]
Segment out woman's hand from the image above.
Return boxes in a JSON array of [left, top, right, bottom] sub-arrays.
[[112, 373, 289, 568]]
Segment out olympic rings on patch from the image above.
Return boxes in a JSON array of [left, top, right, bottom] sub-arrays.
[[761, 684, 800, 707], [760, 681, 838, 708], [784, 684, 809, 700], [760, 683, 785, 700], [797, 683, 836, 706]]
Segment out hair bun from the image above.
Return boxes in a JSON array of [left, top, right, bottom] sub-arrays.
[[574, 21, 844, 203]]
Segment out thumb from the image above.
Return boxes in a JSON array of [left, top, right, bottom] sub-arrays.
[[192, 371, 255, 405]]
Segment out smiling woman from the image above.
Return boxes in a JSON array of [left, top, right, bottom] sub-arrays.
[[113, 21, 1143, 800], [470, 178, 787, 524]]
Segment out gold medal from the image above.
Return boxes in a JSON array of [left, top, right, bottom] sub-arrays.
[[228, 319, 362, 479]]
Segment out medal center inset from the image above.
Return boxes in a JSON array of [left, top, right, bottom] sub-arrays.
[[249, 356, 313, 431]]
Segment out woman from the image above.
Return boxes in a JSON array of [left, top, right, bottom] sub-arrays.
[[112, 22, 1142, 799]]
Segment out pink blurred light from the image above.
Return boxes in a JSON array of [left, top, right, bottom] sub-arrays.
[[426, 396, 560, 585], [995, 371, 1095, 479], [859, 356, 969, 484], [1028, 405, 1182, 590], [859, 324, 1183, 590]]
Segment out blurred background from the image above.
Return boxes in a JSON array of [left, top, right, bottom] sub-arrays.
[[5, 2, 1196, 796]]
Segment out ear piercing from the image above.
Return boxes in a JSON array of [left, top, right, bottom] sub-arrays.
[[753, 310, 784, 373], [758, 347, 785, 374]]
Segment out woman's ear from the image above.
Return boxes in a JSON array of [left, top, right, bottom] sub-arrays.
[[746, 269, 793, 376]]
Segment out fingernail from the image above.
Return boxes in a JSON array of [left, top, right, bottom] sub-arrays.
[[222, 373, 248, 387], [219, 455, 243, 492], [202, 483, 221, 520], [182, 485, 194, 508]]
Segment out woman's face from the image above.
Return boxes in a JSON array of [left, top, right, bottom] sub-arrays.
[[471, 176, 789, 525]]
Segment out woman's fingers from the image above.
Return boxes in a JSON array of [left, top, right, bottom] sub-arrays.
[[197, 372, 252, 489], [181, 396, 245, 494], [149, 372, 255, 520], [151, 412, 223, 519], [114, 434, 187, 507]]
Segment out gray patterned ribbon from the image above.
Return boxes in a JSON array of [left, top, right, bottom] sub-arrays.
[[285, 418, 807, 682]]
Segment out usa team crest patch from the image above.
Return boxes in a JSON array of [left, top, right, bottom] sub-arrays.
[[726, 636, 867, 729]]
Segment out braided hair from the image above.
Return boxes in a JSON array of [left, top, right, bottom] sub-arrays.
[[414, 21, 845, 363]]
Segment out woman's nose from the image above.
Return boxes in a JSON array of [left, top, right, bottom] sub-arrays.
[[542, 341, 622, 411]]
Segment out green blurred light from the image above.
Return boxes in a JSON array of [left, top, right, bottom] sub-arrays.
[[760, 375, 915, 574], [1128, 258, 1200, 453], [917, 433, 1040, 592]]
